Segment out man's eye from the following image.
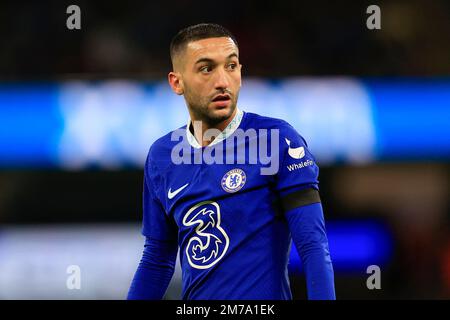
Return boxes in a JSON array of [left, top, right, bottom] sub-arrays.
[[227, 63, 237, 70], [200, 66, 211, 73]]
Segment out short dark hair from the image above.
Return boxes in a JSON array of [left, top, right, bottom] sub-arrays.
[[170, 23, 238, 63]]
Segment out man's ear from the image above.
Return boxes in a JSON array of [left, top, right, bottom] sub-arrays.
[[168, 71, 184, 95]]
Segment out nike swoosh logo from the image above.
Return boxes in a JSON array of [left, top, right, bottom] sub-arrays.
[[168, 183, 189, 199]]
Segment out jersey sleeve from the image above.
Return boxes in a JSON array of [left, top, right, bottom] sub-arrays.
[[275, 122, 321, 210], [141, 153, 178, 242], [127, 236, 178, 300], [285, 203, 336, 299]]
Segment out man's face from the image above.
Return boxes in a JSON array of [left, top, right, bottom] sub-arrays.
[[172, 37, 242, 125]]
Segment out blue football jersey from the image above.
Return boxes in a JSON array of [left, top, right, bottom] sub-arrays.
[[142, 109, 320, 300]]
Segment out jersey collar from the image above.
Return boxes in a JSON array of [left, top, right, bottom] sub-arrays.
[[186, 108, 244, 148]]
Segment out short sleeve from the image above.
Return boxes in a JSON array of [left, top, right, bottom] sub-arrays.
[[275, 122, 320, 198], [141, 156, 178, 242]]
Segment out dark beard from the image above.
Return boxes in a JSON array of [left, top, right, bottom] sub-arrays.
[[188, 98, 237, 126]]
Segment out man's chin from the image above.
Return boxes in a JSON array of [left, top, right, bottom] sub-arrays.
[[207, 105, 235, 124]]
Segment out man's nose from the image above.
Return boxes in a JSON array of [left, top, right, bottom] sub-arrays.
[[214, 68, 230, 90]]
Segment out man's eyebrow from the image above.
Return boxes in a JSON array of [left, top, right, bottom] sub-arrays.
[[195, 57, 214, 65], [194, 53, 239, 65]]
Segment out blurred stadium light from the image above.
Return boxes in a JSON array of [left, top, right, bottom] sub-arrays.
[[0, 221, 392, 299], [1, 78, 449, 169], [289, 219, 393, 274]]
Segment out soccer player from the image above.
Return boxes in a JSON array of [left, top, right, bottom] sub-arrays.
[[127, 23, 335, 300]]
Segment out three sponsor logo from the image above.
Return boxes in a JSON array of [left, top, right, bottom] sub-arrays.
[[183, 201, 229, 269]]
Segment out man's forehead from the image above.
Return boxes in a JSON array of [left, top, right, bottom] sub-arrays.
[[186, 37, 238, 59]]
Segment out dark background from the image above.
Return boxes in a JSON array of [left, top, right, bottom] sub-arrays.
[[1, 0, 450, 78]]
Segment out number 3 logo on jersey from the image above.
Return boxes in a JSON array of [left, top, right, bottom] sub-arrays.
[[182, 201, 229, 269]]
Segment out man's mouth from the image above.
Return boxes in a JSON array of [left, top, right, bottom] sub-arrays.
[[211, 94, 231, 102]]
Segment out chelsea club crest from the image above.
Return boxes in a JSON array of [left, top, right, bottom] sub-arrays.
[[221, 168, 246, 193]]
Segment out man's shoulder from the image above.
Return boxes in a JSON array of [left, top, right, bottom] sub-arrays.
[[243, 111, 297, 133], [146, 125, 187, 164], [243, 111, 309, 148]]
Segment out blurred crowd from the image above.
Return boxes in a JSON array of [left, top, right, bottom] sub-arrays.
[[1, 0, 450, 78]]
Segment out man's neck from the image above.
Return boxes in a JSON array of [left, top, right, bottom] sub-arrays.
[[189, 108, 238, 147]]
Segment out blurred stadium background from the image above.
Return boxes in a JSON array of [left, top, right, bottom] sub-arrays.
[[0, 0, 449, 299]]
